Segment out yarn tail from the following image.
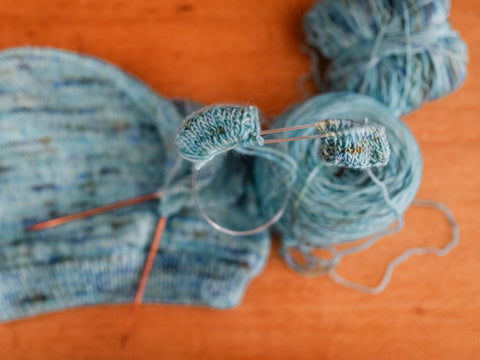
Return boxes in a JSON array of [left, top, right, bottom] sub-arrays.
[[121, 216, 168, 345], [328, 199, 459, 294]]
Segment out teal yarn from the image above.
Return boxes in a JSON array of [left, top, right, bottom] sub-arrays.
[[177, 104, 390, 170], [0, 47, 270, 321], [174, 97, 456, 293], [254, 92, 422, 249], [316, 119, 390, 168], [303, 0, 468, 115], [176, 105, 264, 166]]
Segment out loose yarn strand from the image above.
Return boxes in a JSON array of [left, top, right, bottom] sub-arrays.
[[298, 45, 324, 95], [280, 162, 458, 294], [327, 199, 459, 294]]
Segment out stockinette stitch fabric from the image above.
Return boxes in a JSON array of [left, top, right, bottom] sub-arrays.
[[177, 104, 390, 170], [316, 119, 390, 169], [0, 47, 270, 321], [303, 0, 468, 115], [176, 105, 264, 165]]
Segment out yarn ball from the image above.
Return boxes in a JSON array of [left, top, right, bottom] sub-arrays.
[[303, 0, 468, 115], [316, 119, 390, 168], [254, 92, 422, 250], [176, 105, 264, 165]]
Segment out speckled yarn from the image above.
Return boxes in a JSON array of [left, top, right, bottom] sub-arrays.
[[176, 105, 264, 166], [303, 0, 468, 115], [316, 119, 390, 168], [177, 105, 390, 170], [177, 104, 299, 235], [254, 92, 422, 250], [0, 47, 270, 321]]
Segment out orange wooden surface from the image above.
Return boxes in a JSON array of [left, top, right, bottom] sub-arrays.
[[0, 1, 479, 359]]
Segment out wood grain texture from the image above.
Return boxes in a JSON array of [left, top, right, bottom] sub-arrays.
[[0, 0, 479, 359]]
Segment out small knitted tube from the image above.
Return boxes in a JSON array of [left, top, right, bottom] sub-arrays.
[[176, 105, 264, 165], [316, 119, 390, 168]]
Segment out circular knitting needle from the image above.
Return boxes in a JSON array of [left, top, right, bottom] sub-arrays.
[[262, 132, 337, 144]]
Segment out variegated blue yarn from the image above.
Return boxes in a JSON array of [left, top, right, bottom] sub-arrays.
[[0, 47, 271, 321], [303, 0, 468, 115], [176, 105, 264, 166], [254, 92, 422, 251], [316, 119, 390, 168], [177, 105, 390, 170]]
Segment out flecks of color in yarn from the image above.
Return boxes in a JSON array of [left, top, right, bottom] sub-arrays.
[[177, 104, 390, 171], [303, 0, 468, 115], [254, 92, 422, 249], [316, 119, 390, 168], [176, 104, 391, 236], [0, 47, 271, 321], [176, 105, 264, 165]]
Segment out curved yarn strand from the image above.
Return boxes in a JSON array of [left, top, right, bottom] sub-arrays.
[[328, 199, 459, 294]]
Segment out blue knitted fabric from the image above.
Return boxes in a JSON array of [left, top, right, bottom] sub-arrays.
[[316, 119, 390, 169], [0, 47, 270, 321], [176, 105, 264, 165]]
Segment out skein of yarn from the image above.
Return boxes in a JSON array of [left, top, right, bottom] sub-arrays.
[[303, 0, 468, 115]]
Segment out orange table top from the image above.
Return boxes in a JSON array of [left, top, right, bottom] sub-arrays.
[[0, 1, 479, 359]]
